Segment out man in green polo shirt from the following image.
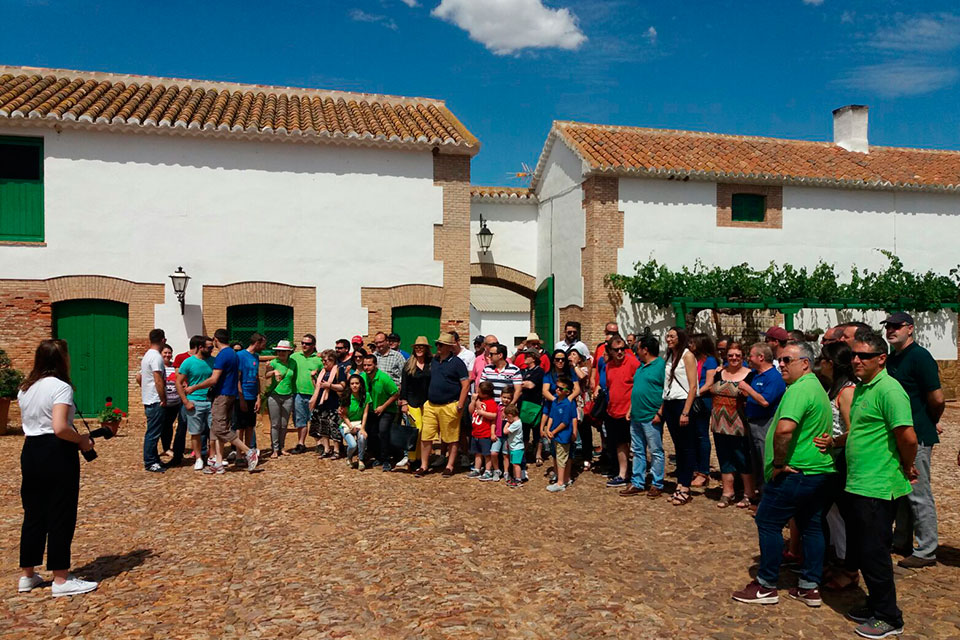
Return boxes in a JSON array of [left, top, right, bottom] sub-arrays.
[[829, 329, 917, 639], [290, 334, 323, 454], [733, 341, 835, 609], [361, 353, 399, 471]]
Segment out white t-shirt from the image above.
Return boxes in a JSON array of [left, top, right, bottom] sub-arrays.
[[17, 377, 75, 436], [456, 347, 475, 372], [555, 339, 591, 361], [140, 348, 165, 405]]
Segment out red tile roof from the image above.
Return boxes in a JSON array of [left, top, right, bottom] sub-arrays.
[[0, 66, 479, 154], [470, 186, 536, 202], [536, 121, 960, 192]]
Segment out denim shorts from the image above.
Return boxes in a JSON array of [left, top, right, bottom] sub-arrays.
[[490, 436, 505, 454], [469, 436, 492, 456], [185, 400, 212, 435], [293, 394, 311, 428]]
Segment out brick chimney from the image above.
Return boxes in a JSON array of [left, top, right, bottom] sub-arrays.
[[833, 105, 869, 153]]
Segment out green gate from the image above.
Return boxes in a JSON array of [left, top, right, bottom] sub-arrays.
[[53, 299, 129, 415], [534, 276, 555, 345], [391, 305, 441, 354], [227, 304, 293, 355]]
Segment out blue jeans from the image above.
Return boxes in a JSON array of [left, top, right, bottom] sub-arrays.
[[342, 428, 367, 460], [630, 418, 664, 489], [693, 411, 711, 475], [142, 402, 165, 468], [294, 394, 311, 428], [755, 471, 833, 590]]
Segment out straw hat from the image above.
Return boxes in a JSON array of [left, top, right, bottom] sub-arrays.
[[413, 336, 431, 347], [274, 340, 295, 351], [435, 332, 457, 346], [526, 332, 541, 343]]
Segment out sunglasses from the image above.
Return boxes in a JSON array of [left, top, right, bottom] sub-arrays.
[[557, 387, 571, 393], [852, 351, 884, 361], [779, 355, 809, 366], [610, 347, 625, 353], [301, 341, 314, 346], [553, 357, 565, 362]]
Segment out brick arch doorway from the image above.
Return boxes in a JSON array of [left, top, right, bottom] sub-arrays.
[[470, 263, 536, 350]]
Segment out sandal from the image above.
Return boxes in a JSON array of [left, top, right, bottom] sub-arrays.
[[735, 497, 753, 509], [691, 472, 708, 488], [716, 494, 736, 508], [535, 457, 543, 467], [671, 489, 692, 506]]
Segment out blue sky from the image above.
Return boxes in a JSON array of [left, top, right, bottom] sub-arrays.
[[3, 0, 959, 185]]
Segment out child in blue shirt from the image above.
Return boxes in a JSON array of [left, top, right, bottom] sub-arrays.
[[545, 376, 578, 493]]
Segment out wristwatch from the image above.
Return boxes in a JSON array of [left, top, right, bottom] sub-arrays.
[[773, 463, 785, 470]]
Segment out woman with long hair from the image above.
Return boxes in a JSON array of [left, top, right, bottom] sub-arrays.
[[815, 341, 859, 590], [309, 349, 345, 458], [661, 327, 699, 506], [689, 333, 719, 488], [347, 348, 366, 377], [401, 337, 432, 474], [340, 374, 370, 470], [17, 339, 98, 597], [702, 342, 756, 508], [538, 349, 580, 468]]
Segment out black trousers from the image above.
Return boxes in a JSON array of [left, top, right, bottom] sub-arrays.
[[846, 492, 903, 628], [161, 403, 180, 452], [20, 434, 80, 571]]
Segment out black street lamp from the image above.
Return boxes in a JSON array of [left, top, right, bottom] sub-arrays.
[[477, 214, 494, 254], [169, 266, 190, 314]]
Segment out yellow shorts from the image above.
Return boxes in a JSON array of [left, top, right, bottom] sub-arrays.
[[421, 401, 460, 444]]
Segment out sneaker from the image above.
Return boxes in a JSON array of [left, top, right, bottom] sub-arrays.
[[854, 618, 904, 638], [521, 470, 529, 482], [202, 464, 220, 475], [847, 606, 874, 624], [145, 463, 166, 473], [207, 457, 216, 467], [395, 455, 409, 469], [492, 470, 503, 480], [358, 461, 366, 471], [897, 555, 936, 569], [466, 469, 482, 479], [546, 483, 566, 493], [787, 587, 822, 607], [18, 574, 44, 592], [605, 476, 627, 488], [731, 581, 779, 605], [381, 463, 392, 472], [227, 451, 237, 462], [51, 577, 98, 597], [216, 464, 226, 474], [193, 458, 204, 471], [479, 471, 495, 482], [246, 447, 259, 472]]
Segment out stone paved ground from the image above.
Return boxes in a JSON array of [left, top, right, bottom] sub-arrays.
[[3, 408, 960, 639]]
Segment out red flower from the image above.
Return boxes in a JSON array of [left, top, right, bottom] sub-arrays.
[[105, 401, 112, 407], [113, 408, 122, 414], [122, 412, 128, 417]]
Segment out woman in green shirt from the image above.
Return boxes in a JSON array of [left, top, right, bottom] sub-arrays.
[[340, 374, 370, 470], [266, 341, 297, 458]]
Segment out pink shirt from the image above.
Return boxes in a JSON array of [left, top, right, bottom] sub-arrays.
[[470, 353, 490, 384]]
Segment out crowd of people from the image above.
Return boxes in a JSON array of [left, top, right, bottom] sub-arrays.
[[15, 311, 947, 638]]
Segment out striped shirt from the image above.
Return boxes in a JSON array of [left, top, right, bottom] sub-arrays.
[[478, 363, 522, 403], [376, 349, 406, 388]]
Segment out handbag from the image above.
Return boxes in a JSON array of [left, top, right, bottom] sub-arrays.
[[677, 374, 707, 419], [391, 412, 420, 451], [588, 387, 608, 420]]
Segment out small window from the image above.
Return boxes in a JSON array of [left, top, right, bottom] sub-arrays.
[[731, 193, 766, 223], [0, 136, 44, 242], [227, 304, 293, 355]]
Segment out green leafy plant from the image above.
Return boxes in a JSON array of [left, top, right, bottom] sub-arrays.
[[97, 400, 127, 423], [0, 349, 25, 399], [608, 251, 960, 312]]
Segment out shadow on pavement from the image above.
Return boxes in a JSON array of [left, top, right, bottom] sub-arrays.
[[72, 548, 155, 581]]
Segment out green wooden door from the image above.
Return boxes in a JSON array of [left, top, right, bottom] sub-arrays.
[[391, 306, 441, 354], [53, 299, 129, 415], [534, 276, 555, 345]]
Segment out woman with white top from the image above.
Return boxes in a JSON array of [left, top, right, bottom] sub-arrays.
[[658, 327, 699, 506], [17, 339, 98, 597]]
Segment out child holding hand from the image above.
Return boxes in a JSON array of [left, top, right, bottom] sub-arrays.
[[545, 376, 578, 493], [502, 404, 525, 488], [468, 381, 498, 480]]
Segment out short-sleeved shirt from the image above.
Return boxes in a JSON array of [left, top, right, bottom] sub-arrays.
[[887, 342, 941, 446], [236, 349, 261, 401], [268, 358, 297, 396], [18, 377, 75, 436], [548, 397, 577, 444], [470, 353, 490, 387], [212, 347, 239, 397], [375, 349, 406, 388], [845, 368, 914, 500], [429, 353, 469, 405], [362, 369, 399, 414], [471, 397, 498, 438], [745, 366, 786, 421], [179, 356, 215, 402], [479, 363, 522, 403], [631, 358, 667, 423], [164, 365, 181, 405], [605, 357, 640, 419], [514, 351, 550, 371], [174, 352, 191, 368], [519, 366, 545, 405], [555, 339, 591, 361], [456, 347, 476, 372], [290, 351, 323, 396], [345, 394, 369, 423], [763, 373, 836, 482], [140, 348, 165, 405]]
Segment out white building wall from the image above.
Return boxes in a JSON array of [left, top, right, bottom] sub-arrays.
[[535, 142, 585, 310], [469, 306, 530, 348], [470, 200, 538, 277], [0, 127, 444, 350], [616, 177, 960, 359]]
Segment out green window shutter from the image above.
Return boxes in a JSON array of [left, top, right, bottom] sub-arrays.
[[731, 193, 766, 222], [227, 304, 293, 355], [391, 306, 441, 354], [534, 276, 555, 345], [0, 136, 44, 241]]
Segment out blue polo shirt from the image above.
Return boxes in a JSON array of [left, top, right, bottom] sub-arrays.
[[548, 397, 577, 444], [236, 349, 260, 401], [745, 365, 786, 421], [212, 347, 239, 398], [428, 353, 468, 405]]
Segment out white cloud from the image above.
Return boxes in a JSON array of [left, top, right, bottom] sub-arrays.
[[431, 0, 587, 55], [349, 9, 398, 30], [802, 0, 824, 5], [839, 61, 958, 97], [399, 0, 418, 6], [840, 10, 854, 24], [869, 13, 960, 52], [643, 26, 657, 45]]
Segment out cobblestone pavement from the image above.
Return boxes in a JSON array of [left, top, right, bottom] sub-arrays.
[[3, 408, 960, 639]]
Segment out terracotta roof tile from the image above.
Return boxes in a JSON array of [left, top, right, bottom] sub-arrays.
[[539, 121, 960, 192], [0, 66, 479, 154], [470, 186, 537, 202]]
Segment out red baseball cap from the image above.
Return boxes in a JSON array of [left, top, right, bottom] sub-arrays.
[[765, 327, 789, 342], [351, 335, 363, 345]]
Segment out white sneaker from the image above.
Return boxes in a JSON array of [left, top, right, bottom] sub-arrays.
[[51, 577, 98, 597], [246, 447, 259, 472], [193, 458, 204, 471], [207, 457, 216, 467], [18, 574, 44, 592], [395, 455, 409, 469]]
